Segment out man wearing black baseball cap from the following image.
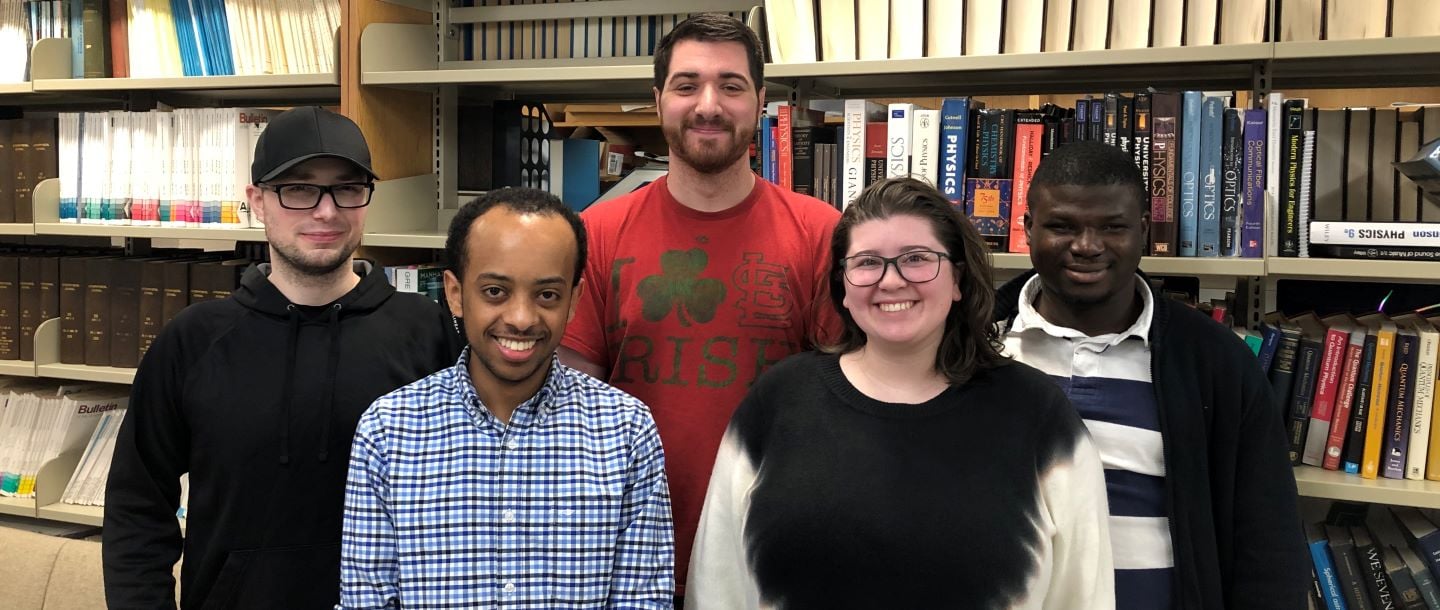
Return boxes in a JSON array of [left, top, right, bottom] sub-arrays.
[[104, 106, 464, 609]]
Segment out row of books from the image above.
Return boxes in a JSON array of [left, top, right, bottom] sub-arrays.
[[0, 0, 338, 82], [457, 7, 751, 62], [832, 92, 1265, 256], [59, 400, 128, 508], [1281, 105, 1440, 260], [0, 380, 127, 500], [1263, 309, 1440, 482], [1281, 0, 1440, 43], [0, 118, 53, 225], [764, 0, 1271, 63], [1306, 501, 1440, 610], [55, 108, 276, 227]]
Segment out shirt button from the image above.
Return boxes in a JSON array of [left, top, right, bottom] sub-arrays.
[[502, 582, 515, 594], [505, 440, 518, 450], [502, 509, 515, 523]]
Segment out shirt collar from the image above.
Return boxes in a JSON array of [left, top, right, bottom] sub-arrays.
[[447, 347, 573, 427], [1010, 273, 1153, 347]]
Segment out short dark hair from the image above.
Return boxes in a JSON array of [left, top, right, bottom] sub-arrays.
[[445, 187, 587, 286], [823, 177, 1007, 385], [653, 13, 765, 92], [1028, 141, 1146, 212]]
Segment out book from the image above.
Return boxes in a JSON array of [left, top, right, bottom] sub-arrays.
[[1382, 326, 1420, 480], [1358, 313, 1398, 480], [1325, 523, 1375, 610]]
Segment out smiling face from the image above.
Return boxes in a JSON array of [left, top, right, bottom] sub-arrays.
[[654, 39, 763, 175], [443, 208, 583, 405], [249, 157, 368, 277], [1024, 183, 1148, 310], [840, 214, 962, 354]]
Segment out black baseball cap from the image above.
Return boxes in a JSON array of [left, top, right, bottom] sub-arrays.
[[251, 106, 378, 184]]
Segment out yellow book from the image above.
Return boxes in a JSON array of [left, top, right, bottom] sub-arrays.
[[1359, 313, 1397, 479]]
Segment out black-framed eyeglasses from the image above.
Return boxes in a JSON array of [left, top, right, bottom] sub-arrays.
[[841, 250, 953, 287], [261, 182, 375, 210]]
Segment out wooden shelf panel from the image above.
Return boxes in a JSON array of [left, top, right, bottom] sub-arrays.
[[990, 253, 1265, 276], [1294, 466, 1440, 509], [0, 496, 35, 517], [363, 232, 446, 249], [0, 223, 36, 235], [31, 72, 339, 92], [1267, 257, 1440, 283], [35, 362, 137, 385], [0, 82, 32, 95], [34, 223, 267, 242], [36, 503, 104, 527], [0, 360, 36, 377]]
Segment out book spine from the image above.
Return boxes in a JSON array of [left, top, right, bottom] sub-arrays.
[[939, 98, 972, 202], [59, 258, 87, 365], [1311, 535, 1349, 610], [1310, 245, 1440, 261], [1288, 338, 1323, 465], [792, 126, 815, 196], [1324, 338, 1366, 471], [1304, 329, 1351, 466], [1134, 93, 1152, 200], [1310, 222, 1440, 248], [1382, 334, 1418, 479], [1282, 99, 1307, 256], [887, 103, 913, 179], [912, 109, 941, 186], [1150, 93, 1180, 256], [1221, 108, 1244, 256], [1242, 109, 1268, 258], [1009, 117, 1044, 254], [865, 122, 886, 186], [83, 258, 112, 367], [1179, 91, 1202, 256], [777, 104, 794, 190], [1364, 330, 1398, 479], [0, 257, 17, 360], [1405, 332, 1436, 480], [1356, 534, 1397, 609], [842, 100, 871, 209], [1198, 96, 1224, 257]]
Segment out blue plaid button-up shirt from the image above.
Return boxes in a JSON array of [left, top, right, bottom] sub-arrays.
[[338, 350, 674, 609]]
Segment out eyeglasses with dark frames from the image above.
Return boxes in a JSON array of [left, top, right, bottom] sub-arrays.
[[260, 182, 375, 210], [841, 249, 954, 287]]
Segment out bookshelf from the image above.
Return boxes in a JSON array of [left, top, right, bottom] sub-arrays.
[[1266, 258, 1440, 283], [23, 37, 343, 105], [33, 319, 137, 386], [1294, 466, 1440, 511], [0, 82, 32, 96]]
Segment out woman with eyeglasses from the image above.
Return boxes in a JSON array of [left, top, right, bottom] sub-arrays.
[[686, 178, 1115, 610]]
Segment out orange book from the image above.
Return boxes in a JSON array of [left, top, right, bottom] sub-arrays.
[[1358, 313, 1398, 479]]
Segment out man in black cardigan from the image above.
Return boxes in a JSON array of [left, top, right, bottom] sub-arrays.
[[994, 141, 1308, 610]]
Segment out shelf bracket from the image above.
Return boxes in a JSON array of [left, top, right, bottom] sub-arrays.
[[1251, 59, 1272, 109]]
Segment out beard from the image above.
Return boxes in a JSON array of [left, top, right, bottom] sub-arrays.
[[268, 232, 360, 277], [663, 117, 755, 175]]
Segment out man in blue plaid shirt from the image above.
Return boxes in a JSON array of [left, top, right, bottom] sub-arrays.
[[337, 187, 675, 609]]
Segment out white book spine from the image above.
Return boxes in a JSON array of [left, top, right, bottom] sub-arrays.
[[911, 109, 940, 186], [886, 103, 913, 179], [1265, 93, 1284, 257], [1406, 327, 1438, 480], [842, 100, 871, 209], [1309, 221, 1440, 247]]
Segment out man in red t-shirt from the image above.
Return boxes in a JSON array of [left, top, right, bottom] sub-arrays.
[[559, 13, 840, 603]]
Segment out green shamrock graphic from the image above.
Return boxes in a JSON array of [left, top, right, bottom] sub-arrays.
[[638, 249, 726, 327]]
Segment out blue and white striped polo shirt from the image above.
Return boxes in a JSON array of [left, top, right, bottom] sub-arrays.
[[1003, 274, 1173, 610]]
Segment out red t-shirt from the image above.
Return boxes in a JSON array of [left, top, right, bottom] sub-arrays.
[[562, 174, 841, 588]]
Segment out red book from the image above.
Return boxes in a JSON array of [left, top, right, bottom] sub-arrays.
[[1300, 314, 1352, 466], [108, 0, 128, 77], [777, 104, 794, 191], [1009, 118, 1044, 254], [1323, 328, 1366, 470]]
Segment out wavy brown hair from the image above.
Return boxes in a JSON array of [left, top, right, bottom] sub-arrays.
[[823, 177, 1007, 384]]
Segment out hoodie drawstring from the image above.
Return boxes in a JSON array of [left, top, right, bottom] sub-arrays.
[[278, 305, 301, 464], [317, 303, 343, 462]]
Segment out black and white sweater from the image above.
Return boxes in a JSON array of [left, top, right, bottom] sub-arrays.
[[686, 351, 1115, 610]]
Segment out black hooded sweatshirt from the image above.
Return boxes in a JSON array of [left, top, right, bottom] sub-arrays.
[[104, 261, 464, 610]]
